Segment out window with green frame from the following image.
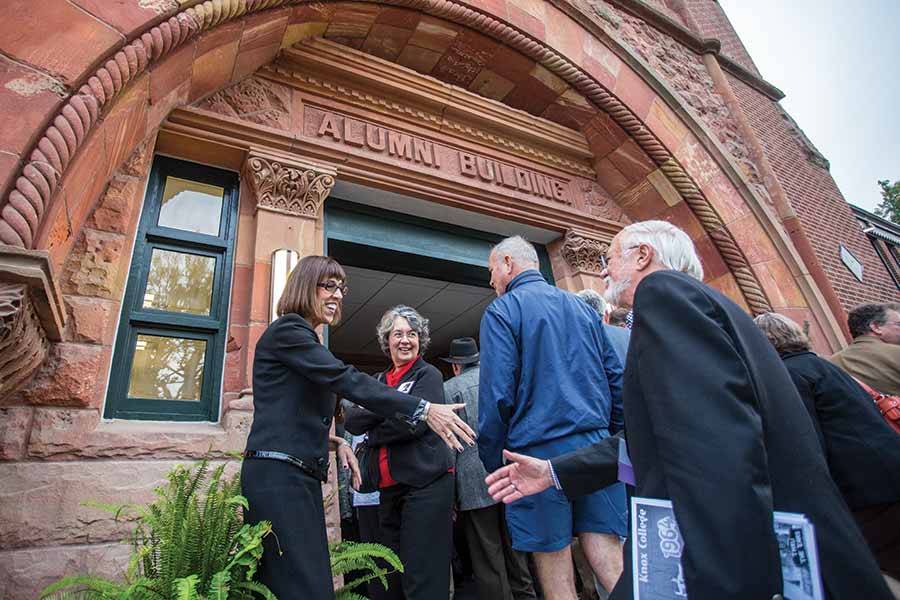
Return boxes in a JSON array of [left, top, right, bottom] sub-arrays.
[[104, 156, 239, 421]]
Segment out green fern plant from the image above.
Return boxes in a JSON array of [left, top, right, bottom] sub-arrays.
[[40, 456, 276, 600], [330, 541, 403, 600]]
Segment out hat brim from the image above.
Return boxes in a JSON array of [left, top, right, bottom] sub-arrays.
[[440, 353, 479, 364]]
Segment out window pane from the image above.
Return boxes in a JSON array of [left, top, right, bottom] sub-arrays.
[[143, 249, 215, 315], [158, 176, 224, 235], [128, 335, 206, 401]]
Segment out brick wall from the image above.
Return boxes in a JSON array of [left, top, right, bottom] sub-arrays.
[[682, 0, 760, 75], [642, 0, 687, 25], [729, 74, 899, 308]]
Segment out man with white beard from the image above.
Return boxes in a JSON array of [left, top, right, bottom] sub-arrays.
[[485, 220, 893, 600]]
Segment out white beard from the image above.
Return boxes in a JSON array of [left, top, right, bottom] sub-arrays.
[[603, 275, 632, 307]]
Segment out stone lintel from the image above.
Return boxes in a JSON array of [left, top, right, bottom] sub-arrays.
[[0, 246, 65, 341], [243, 149, 338, 220]]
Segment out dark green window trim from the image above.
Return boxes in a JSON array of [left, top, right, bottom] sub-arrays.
[[104, 156, 239, 421]]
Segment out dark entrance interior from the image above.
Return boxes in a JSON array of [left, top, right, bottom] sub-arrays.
[[325, 199, 553, 373]]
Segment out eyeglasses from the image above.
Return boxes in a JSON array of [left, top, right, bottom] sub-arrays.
[[391, 330, 419, 341], [317, 281, 348, 296], [601, 245, 641, 270]]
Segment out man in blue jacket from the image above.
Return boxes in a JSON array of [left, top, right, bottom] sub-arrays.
[[478, 235, 626, 599]]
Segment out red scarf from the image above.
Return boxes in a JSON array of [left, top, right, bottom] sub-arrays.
[[378, 360, 417, 488]]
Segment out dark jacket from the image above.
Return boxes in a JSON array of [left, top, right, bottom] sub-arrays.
[[552, 271, 891, 600], [781, 350, 900, 509], [345, 357, 452, 488], [245, 314, 421, 467], [478, 270, 624, 471], [445, 364, 496, 511]]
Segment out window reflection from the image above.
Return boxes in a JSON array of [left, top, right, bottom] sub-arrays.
[[158, 176, 224, 236], [128, 334, 206, 401], [143, 249, 215, 315]]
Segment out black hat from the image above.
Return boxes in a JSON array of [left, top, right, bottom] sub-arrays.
[[441, 337, 479, 365]]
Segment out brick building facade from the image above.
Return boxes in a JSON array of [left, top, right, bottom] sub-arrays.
[[0, 0, 895, 596]]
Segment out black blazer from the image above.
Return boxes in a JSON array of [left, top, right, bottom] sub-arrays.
[[245, 314, 422, 467], [781, 350, 900, 509], [552, 271, 891, 600], [345, 357, 452, 488]]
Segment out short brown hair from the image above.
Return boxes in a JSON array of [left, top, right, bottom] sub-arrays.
[[608, 307, 630, 327], [276, 255, 346, 325], [753, 312, 811, 354], [847, 303, 893, 338]]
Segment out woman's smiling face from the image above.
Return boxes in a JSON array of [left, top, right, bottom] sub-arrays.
[[316, 278, 344, 326], [388, 316, 419, 367]]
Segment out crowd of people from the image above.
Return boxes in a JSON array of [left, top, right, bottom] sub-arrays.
[[241, 220, 900, 600]]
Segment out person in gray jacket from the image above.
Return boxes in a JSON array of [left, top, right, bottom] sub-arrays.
[[443, 337, 537, 600]]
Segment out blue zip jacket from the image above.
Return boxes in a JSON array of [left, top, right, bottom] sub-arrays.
[[477, 270, 624, 471]]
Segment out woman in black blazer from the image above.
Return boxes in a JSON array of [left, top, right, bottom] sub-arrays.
[[345, 305, 454, 600], [241, 257, 474, 600], [755, 312, 900, 582]]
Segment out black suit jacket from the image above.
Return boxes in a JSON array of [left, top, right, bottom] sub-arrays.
[[345, 357, 453, 488], [782, 350, 900, 509], [552, 271, 890, 600], [245, 314, 422, 466]]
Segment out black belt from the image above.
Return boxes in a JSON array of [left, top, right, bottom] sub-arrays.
[[243, 450, 329, 482]]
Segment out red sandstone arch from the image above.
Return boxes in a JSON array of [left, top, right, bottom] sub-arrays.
[[0, 0, 844, 348]]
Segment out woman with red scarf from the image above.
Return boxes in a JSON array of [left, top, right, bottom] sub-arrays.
[[345, 305, 454, 600]]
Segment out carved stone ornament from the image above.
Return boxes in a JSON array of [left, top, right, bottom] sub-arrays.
[[0, 246, 66, 401], [243, 154, 337, 219], [562, 230, 611, 274], [0, 283, 49, 400]]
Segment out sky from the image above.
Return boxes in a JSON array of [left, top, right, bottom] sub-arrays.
[[717, 0, 900, 213]]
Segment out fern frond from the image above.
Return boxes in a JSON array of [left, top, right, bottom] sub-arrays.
[[334, 590, 370, 600], [207, 570, 231, 600], [232, 580, 279, 600], [173, 574, 200, 600], [39, 574, 124, 599]]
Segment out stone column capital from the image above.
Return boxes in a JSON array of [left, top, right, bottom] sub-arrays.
[[561, 229, 612, 275], [242, 150, 338, 219]]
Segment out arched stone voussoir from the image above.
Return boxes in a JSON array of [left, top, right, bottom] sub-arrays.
[[2, 0, 776, 318]]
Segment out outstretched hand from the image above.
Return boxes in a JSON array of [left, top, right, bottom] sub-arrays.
[[336, 443, 362, 491], [426, 403, 476, 451], [485, 450, 554, 504]]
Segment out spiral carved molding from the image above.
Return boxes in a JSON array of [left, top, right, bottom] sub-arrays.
[[0, 0, 770, 314], [244, 154, 336, 218]]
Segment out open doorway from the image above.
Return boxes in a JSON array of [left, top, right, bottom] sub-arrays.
[[325, 197, 554, 373], [325, 195, 553, 597]]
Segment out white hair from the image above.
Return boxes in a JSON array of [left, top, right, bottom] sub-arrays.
[[576, 289, 607, 315], [618, 220, 703, 281], [491, 236, 539, 269]]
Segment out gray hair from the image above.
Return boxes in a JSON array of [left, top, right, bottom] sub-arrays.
[[491, 235, 539, 269], [753, 312, 810, 354], [376, 305, 431, 356], [618, 220, 703, 281], [576, 289, 606, 316]]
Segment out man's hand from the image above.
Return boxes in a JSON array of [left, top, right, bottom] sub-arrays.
[[485, 449, 554, 504], [426, 403, 476, 451]]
